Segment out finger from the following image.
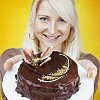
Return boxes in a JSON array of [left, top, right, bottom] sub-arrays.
[[87, 71, 92, 78], [4, 59, 14, 71], [87, 70, 97, 81]]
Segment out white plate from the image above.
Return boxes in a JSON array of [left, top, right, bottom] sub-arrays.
[[2, 60, 94, 100]]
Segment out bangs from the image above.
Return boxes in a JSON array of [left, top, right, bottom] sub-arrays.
[[44, 0, 75, 27]]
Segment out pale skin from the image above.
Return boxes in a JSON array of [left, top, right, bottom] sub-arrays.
[[34, 1, 71, 52], [4, 1, 97, 100]]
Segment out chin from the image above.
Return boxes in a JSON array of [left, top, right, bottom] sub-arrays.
[[44, 43, 57, 47], [45, 43, 60, 50]]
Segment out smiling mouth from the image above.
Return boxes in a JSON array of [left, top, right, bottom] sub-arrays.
[[43, 34, 61, 40]]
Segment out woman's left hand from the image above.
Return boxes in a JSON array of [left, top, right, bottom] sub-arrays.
[[87, 65, 97, 81], [78, 59, 97, 81], [78, 59, 97, 100]]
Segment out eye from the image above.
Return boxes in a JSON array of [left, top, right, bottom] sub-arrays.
[[39, 17, 48, 21], [58, 18, 66, 23]]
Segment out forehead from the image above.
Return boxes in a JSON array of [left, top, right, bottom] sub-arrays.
[[36, 0, 59, 17]]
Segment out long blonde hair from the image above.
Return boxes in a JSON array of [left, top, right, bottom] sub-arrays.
[[23, 0, 81, 60]]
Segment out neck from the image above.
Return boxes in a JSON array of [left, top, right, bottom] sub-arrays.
[[40, 43, 62, 53]]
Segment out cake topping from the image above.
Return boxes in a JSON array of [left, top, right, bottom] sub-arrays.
[[38, 54, 70, 82], [23, 46, 53, 66], [23, 47, 70, 83]]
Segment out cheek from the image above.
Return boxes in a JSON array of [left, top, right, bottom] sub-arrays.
[[33, 23, 42, 40], [61, 25, 71, 37], [34, 24, 42, 34], [34, 20, 47, 34]]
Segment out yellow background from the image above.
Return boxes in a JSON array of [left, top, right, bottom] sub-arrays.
[[0, 0, 100, 99]]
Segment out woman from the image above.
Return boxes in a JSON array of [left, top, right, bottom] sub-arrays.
[[0, 0, 99, 100]]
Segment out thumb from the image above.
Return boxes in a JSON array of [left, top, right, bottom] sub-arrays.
[[4, 58, 14, 71], [87, 70, 92, 78], [87, 69, 96, 81]]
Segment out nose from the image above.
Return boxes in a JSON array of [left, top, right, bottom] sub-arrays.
[[48, 21, 57, 34]]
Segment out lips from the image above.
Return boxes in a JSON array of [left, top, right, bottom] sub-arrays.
[[43, 34, 61, 40]]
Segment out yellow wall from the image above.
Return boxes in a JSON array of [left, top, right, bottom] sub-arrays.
[[0, 0, 100, 100], [0, 0, 32, 54]]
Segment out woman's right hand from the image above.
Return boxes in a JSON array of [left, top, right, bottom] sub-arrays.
[[4, 55, 23, 71], [4, 49, 33, 71], [4, 58, 15, 71]]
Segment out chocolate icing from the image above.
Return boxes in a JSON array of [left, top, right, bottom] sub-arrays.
[[15, 51, 80, 100]]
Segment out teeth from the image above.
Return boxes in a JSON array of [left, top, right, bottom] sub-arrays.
[[44, 34, 60, 39], [48, 36, 57, 39]]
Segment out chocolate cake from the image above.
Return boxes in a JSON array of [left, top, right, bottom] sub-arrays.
[[15, 48, 80, 100]]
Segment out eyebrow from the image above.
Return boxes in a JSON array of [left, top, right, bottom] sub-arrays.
[[37, 15, 49, 17]]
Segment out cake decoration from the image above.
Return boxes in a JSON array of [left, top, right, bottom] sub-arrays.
[[38, 54, 70, 82], [23, 47, 70, 82], [23, 46, 53, 66]]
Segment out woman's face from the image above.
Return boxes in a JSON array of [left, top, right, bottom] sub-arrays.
[[34, 1, 71, 51]]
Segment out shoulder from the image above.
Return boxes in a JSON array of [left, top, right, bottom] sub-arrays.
[[1, 48, 22, 57], [79, 52, 99, 68]]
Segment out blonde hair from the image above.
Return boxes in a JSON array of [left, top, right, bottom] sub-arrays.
[[23, 0, 81, 60]]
